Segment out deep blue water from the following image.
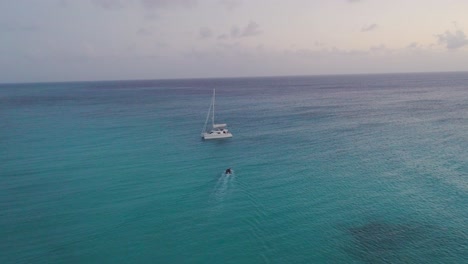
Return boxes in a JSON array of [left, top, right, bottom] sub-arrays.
[[1, 72, 467, 263]]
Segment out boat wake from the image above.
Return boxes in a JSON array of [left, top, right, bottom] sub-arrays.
[[213, 172, 236, 200]]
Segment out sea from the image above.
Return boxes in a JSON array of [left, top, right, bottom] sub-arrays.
[[1, 72, 467, 263]]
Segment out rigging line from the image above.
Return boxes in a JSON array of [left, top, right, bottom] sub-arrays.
[[202, 94, 213, 133], [212, 89, 215, 127]]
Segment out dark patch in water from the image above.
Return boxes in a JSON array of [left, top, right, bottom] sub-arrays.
[[343, 221, 467, 263], [347, 221, 421, 263]]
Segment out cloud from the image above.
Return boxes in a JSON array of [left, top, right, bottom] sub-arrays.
[[314, 41, 325, 47], [199, 27, 213, 39], [361, 24, 378, 32], [436, 30, 468, 50], [407, 42, 421, 49], [347, 0, 362, 3], [230, 21, 262, 38], [241, 21, 261, 37], [369, 44, 391, 53]]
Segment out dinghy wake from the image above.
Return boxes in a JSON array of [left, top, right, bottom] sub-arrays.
[[213, 172, 236, 200]]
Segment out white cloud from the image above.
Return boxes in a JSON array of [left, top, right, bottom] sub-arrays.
[[407, 42, 422, 49], [230, 21, 262, 38], [436, 30, 468, 50], [241, 21, 261, 37], [361, 24, 378, 32], [199, 27, 213, 39], [366, 44, 397, 56]]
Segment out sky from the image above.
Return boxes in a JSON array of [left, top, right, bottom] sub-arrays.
[[1, 0, 468, 83]]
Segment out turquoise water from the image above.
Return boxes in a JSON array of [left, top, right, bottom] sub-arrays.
[[1, 73, 467, 263]]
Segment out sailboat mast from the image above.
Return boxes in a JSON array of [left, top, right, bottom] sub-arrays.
[[212, 89, 215, 127]]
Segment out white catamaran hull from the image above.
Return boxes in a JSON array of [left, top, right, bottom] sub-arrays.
[[202, 131, 233, 139]]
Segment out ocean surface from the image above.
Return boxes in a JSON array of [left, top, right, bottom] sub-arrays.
[[1, 72, 467, 263]]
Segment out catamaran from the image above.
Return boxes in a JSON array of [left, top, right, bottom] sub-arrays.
[[201, 89, 233, 140]]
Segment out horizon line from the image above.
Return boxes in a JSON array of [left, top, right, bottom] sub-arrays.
[[1, 70, 468, 85]]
